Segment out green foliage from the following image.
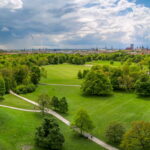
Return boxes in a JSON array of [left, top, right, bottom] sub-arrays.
[[51, 96, 68, 114], [38, 94, 50, 115], [0, 75, 6, 96], [82, 70, 113, 96], [135, 74, 150, 97], [82, 69, 89, 78], [121, 121, 150, 150], [105, 122, 125, 145], [14, 84, 36, 94], [51, 96, 60, 111], [72, 109, 94, 135], [59, 97, 68, 114], [35, 118, 65, 150], [31, 66, 41, 85], [0, 96, 4, 101], [78, 70, 83, 79], [13, 65, 29, 85], [110, 67, 123, 90]]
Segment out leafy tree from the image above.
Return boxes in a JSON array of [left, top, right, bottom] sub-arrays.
[[35, 118, 65, 150], [38, 94, 50, 115], [51, 96, 60, 111], [105, 122, 125, 145], [78, 70, 83, 79], [31, 66, 41, 85], [13, 65, 29, 85], [0, 75, 6, 96], [135, 74, 150, 97], [59, 97, 68, 113], [118, 75, 134, 91], [82, 70, 113, 96], [110, 67, 123, 90], [72, 109, 94, 135], [121, 121, 150, 150], [82, 69, 89, 78], [4, 77, 11, 93]]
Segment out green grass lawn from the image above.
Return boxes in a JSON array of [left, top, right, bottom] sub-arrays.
[[0, 94, 35, 109], [23, 85, 150, 141], [41, 64, 89, 84], [0, 108, 104, 150], [40, 62, 121, 85], [1, 63, 150, 150], [23, 63, 150, 142]]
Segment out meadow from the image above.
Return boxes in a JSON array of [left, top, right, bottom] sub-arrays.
[[0, 61, 150, 150], [23, 63, 150, 141], [0, 108, 103, 150]]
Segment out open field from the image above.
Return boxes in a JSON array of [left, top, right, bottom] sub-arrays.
[[22, 64, 150, 141], [0, 94, 35, 109], [1, 62, 150, 150], [40, 64, 89, 84], [40, 62, 121, 85], [0, 107, 104, 150]]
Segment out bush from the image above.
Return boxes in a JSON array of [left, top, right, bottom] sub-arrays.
[[35, 118, 65, 150], [105, 122, 125, 145], [121, 121, 150, 150], [135, 74, 150, 97], [81, 70, 113, 96], [0, 96, 4, 101], [14, 84, 36, 94]]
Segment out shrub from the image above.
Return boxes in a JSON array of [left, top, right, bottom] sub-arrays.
[[105, 122, 125, 145], [35, 118, 65, 150], [14, 84, 36, 94]]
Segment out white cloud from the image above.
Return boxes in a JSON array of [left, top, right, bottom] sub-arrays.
[[1, 0, 150, 49], [1, 27, 9, 32], [0, 0, 23, 10], [60, 0, 150, 45]]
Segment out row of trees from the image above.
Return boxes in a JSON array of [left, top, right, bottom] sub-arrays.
[[38, 94, 68, 115], [81, 64, 150, 97], [1, 51, 150, 67]]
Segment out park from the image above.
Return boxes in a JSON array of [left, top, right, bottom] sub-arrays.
[[0, 53, 150, 150]]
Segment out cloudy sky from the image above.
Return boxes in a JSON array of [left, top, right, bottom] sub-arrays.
[[0, 0, 150, 49]]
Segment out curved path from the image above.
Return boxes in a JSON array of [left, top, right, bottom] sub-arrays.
[[10, 90, 118, 150], [0, 105, 41, 112]]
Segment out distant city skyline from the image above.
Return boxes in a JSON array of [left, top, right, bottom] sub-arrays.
[[0, 0, 150, 49]]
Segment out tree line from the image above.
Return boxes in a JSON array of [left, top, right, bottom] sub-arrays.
[[79, 63, 150, 97]]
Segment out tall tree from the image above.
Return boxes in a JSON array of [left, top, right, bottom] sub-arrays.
[[35, 118, 65, 150], [82, 70, 113, 96], [77, 70, 82, 79], [121, 121, 150, 150], [135, 74, 150, 97], [105, 122, 125, 145], [0, 75, 6, 96], [59, 97, 68, 113], [31, 66, 41, 85], [51, 96, 60, 111], [72, 109, 94, 135], [38, 94, 50, 115]]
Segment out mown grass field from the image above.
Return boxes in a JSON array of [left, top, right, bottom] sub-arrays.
[[0, 62, 150, 150], [21, 63, 150, 142], [1, 94, 35, 109], [0, 108, 104, 150]]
